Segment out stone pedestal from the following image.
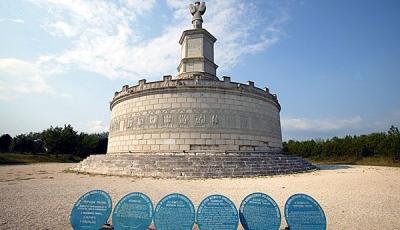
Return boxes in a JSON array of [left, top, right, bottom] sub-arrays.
[[73, 151, 317, 178], [177, 29, 219, 81]]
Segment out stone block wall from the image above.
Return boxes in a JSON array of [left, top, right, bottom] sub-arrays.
[[107, 78, 282, 154]]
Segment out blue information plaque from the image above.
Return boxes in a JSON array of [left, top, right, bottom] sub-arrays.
[[239, 192, 281, 230], [197, 194, 239, 230], [70, 190, 112, 230], [284, 194, 327, 230], [154, 193, 195, 230], [112, 192, 154, 230]]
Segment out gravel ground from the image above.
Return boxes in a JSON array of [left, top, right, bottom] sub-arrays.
[[0, 163, 399, 230]]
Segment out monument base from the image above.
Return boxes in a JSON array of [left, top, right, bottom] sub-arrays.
[[72, 151, 316, 178]]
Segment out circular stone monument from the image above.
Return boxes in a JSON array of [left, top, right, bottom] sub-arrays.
[[239, 193, 281, 230], [70, 190, 112, 230], [197, 194, 239, 230], [73, 1, 316, 178], [284, 194, 327, 230], [112, 192, 154, 230], [154, 193, 195, 230]]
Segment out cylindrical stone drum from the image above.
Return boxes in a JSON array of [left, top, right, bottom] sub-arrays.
[[107, 77, 282, 154]]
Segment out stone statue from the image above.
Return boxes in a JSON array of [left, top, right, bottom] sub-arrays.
[[190, 1, 206, 29]]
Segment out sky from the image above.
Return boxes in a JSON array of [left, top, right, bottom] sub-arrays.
[[0, 0, 399, 141]]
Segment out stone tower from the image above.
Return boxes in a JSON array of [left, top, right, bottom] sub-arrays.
[[177, 28, 218, 80], [177, 1, 218, 81]]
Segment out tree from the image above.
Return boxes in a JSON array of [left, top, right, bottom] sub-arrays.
[[95, 132, 108, 154], [388, 125, 400, 136], [11, 134, 35, 153], [42, 125, 78, 156], [32, 139, 46, 153], [283, 125, 400, 162], [0, 134, 12, 152], [76, 132, 108, 158], [387, 125, 400, 161]]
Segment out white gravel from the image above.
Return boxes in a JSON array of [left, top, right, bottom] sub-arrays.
[[0, 163, 399, 230]]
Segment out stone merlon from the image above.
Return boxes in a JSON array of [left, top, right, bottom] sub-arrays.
[[110, 77, 280, 111]]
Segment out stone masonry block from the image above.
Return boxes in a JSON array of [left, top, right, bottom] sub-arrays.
[[161, 133, 170, 138], [179, 145, 190, 150], [160, 145, 169, 151], [176, 139, 185, 144], [180, 133, 190, 138], [191, 133, 201, 138]]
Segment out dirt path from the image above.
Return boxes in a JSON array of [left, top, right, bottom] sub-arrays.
[[0, 163, 399, 229]]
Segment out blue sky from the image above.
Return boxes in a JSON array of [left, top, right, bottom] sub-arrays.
[[0, 0, 399, 140]]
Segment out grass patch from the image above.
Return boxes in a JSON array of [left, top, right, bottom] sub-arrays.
[[308, 156, 400, 167], [354, 156, 400, 167], [0, 153, 82, 165]]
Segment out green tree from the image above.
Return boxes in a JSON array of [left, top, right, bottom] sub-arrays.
[[11, 134, 35, 153], [76, 132, 108, 158], [283, 125, 400, 162], [42, 125, 78, 156], [387, 125, 400, 161], [0, 134, 12, 152], [388, 125, 400, 136]]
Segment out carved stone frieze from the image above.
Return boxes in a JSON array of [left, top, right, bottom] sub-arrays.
[[109, 108, 279, 136]]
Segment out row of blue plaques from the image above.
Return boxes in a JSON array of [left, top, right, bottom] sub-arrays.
[[70, 190, 326, 230]]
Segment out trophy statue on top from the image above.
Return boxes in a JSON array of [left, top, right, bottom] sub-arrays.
[[190, 2, 206, 29]]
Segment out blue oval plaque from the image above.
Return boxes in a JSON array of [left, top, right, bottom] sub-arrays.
[[284, 194, 327, 230], [112, 192, 154, 230], [197, 194, 239, 230], [70, 190, 112, 230], [154, 193, 195, 230], [239, 192, 281, 230]]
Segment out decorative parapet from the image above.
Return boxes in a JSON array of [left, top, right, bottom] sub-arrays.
[[110, 77, 280, 111]]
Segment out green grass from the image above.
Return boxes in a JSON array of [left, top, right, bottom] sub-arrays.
[[308, 156, 400, 167], [0, 153, 82, 165]]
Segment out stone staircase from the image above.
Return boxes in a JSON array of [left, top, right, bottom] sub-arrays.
[[72, 151, 317, 178]]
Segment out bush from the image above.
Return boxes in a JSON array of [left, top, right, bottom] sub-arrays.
[[7, 124, 108, 157], [283, 125, 400, 162]]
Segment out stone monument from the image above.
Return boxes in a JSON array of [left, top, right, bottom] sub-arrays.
[[73, 2, 316, 178]]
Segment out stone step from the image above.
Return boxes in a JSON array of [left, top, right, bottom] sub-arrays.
[[73, 151, 317, 178]]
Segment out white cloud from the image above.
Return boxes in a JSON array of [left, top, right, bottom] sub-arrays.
[[282, 116, 363, 132], [29, 0, 159, 79], [0, 58, 69, 99], [0, 18, 25, 23], [152, 0, 289, 73], [0, 0, 289, 99], [282, 114, 400, 140], [86, 120, 108, 133], [25, 0, 288, 80], [206, 1, 287, 70], [47, 21, 78, 37]]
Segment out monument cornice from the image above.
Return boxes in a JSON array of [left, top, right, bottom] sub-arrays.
[[110, 78, 281, 111], [179, 28, 217, 44]]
